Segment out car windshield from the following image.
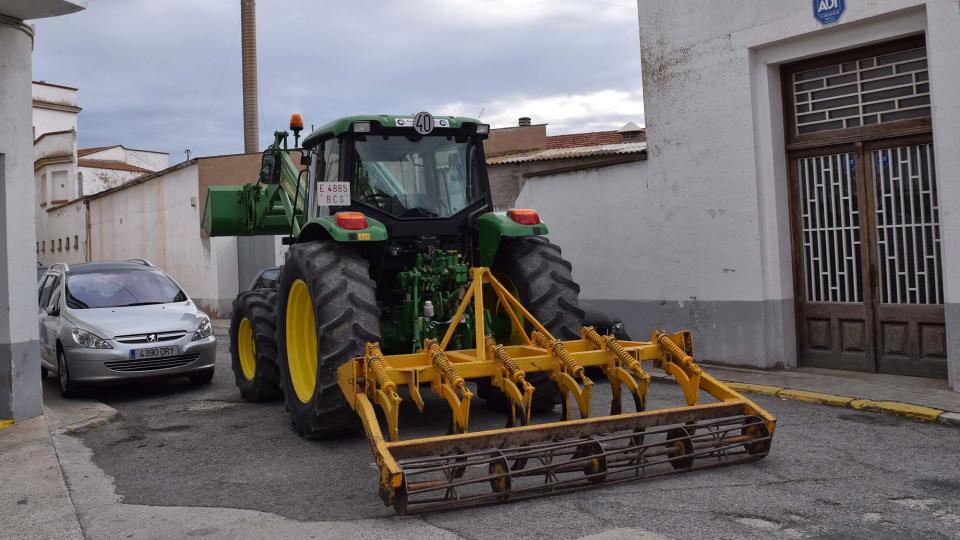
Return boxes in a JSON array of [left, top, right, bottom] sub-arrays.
[[65, 269, 187, 309], [352, 135, 483, 218]]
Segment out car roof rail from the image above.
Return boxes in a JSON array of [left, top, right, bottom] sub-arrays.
[[126, 258, 154, 267]]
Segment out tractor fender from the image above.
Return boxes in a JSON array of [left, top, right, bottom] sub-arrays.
[[296, 215, 389, 244], [475, 212, 549, 267]]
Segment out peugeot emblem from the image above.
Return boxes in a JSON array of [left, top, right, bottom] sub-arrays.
[[147, 333, 158, 343]]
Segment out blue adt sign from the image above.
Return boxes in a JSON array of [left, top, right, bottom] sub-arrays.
[[813, 0, 845, 25]]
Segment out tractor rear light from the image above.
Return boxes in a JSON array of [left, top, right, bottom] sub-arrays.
[[475, 123, 490, 135], [353, 121, 371, 133], [335, 211, 368, 230], [507, 209, 540, 225]]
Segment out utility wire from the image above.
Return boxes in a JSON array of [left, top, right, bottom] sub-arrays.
[[193, 18, 240, 160]]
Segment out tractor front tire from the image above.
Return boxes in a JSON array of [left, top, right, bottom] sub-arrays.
[[276, 241, 381, 439], [229, 290, 282, 402], [488, 236, 584, 412]]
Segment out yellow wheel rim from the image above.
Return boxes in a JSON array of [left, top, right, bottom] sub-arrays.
[[238, 317, 256, 381], [286, 279, 317, 404]]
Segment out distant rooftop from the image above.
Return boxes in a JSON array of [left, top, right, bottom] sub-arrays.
[[78, 145, 169, 157], [78, 159, 153, 174]]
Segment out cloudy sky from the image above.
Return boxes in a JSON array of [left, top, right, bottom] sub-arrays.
[[32, 0, 644, 163]]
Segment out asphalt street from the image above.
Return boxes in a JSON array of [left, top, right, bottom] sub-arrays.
[[66, 328, 960, 539]]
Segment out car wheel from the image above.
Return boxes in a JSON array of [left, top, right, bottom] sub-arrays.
[[188, 370, 214, 386], [57, 347, 79, 398]]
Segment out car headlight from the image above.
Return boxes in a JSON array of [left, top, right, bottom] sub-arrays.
[[72, 328, 112, 349], [193, 317, 212, 341], [611, 322, 624, 333]]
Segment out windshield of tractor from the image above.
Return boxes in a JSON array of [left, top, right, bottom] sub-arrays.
[[352, 135, 483, 218]]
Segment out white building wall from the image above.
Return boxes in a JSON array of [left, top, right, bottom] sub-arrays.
[[82, 146, 168, 172], [37, 200, 86, 267], [126, 149, 168, 171], [31, 82, 78, 138], [632, 0, 960, 387], [78, 166, 144, 195], [86, 164, 239, 317], [32, 107, 75, 138]]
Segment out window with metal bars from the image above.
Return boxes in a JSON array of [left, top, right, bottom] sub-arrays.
[[793, 46, 929, 135], [797, 153, 863, 303], [873, 143, 942, 305]]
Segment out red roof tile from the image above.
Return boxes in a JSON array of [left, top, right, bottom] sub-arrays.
[[77, 159, 152, 174], [77, 146, 117, 157], [545, 129, 645, 149]]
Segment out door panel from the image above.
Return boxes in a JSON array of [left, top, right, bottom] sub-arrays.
[[793, 152, 873, 371], [868, 142, 945, 377]]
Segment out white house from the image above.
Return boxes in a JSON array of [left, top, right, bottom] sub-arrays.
[[32, 81, 168, 266]]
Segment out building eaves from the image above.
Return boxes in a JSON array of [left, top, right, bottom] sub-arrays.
[[78, 144, 170, 156], [33, 129, 75, 145], [32, 99, 82, 113], [486, 141, 648, 165], [33, 80, 78, 91], [77, 145, 117, 157], [78, 159, 153, 173]]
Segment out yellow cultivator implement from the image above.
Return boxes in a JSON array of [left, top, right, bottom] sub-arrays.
[[337, 268, 776, 514]]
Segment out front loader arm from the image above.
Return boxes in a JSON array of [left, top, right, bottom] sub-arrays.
[[202, 131, 306, 237]]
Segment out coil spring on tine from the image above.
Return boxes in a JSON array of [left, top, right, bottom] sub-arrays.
[[534, 332, 584, 378], [366, 345, 396, 394], [485, 335, 526, 383], [607, 337, 650, 381], [655, 332, 698, 369], [427, 341, 467, 392]]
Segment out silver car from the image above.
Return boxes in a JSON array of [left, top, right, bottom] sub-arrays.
[[37, 260, 217, 397]]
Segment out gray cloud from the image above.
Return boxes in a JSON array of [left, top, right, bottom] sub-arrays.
[[32, 0, 643, 163]]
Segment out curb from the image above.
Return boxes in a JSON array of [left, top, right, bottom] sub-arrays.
[[43, 396, 120, 435], [56, 407, 119, 434], [653, 375, 956, 426], [0, 419, 13, 431]]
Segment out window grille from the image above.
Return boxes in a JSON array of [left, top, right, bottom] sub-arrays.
[[793, 47, 929, 135], [797, 153, 862, 303], [873, 143, 942, 305]]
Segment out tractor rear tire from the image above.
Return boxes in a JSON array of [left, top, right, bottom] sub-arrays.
[[487, 236, 584, 412], [229, 290, 282, 402], [276, 241, 381, 440]]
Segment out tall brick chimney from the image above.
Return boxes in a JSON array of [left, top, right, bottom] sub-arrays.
[[240, 0, 259, 153]]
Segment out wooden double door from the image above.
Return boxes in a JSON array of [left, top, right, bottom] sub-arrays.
[[790, 136, 947, 378]]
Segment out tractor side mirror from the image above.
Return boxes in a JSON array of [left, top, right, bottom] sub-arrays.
[[258, 154, 276, 184]]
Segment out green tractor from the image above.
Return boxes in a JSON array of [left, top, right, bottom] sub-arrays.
[[204, 112, 584, 438]]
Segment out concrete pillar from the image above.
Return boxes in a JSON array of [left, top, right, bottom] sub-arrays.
[[0, 16, 42, 420]]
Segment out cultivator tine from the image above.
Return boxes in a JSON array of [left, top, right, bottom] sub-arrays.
[[426, 339, 473, 435], [485, 335, 534, 427], [654, 330, 702, 406], [583, 327, 651, 414], [532, 331, 593, 420], [364, 343, 402, 442]]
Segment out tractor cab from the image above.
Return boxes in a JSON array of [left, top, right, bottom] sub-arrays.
[[300, 114, 492, 260]]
